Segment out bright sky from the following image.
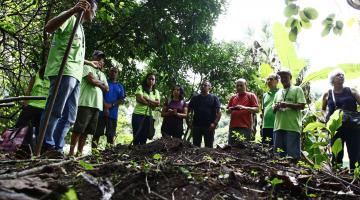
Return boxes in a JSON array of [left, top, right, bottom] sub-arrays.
[[213, 0, 360, 71]]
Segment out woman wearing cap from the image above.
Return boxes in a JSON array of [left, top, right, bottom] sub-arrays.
[[132, 73, 160, 145], [322, 69, 360, 170], [161, 85, 188, 139]]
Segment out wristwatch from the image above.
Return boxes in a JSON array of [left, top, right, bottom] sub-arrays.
[[112, 103, 115, 107]]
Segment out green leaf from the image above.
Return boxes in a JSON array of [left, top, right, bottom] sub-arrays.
[[303, 7, 318, 20], [153, 153, 162, 161], [259, 63, 273, 78], [300, 20, 312, 29], [321, 24, 332, 37], [332, 138, 343, 158], [303, 122, 325, 133], [299, 11, 310, 22], [270, 177, 284, 185], [335, 21, 344, 29], [78, 160, 94, 170], [284, 3, 299, 17], [272, 23, 307, 79], [60, 188, 78, 200], [333, 27, 342, 35], [326, 110, 343, 136], [288, 27, 298, 42], [285, 17, 296, 28], [322, 14, 335, 25], [300, 67, 335, 86]]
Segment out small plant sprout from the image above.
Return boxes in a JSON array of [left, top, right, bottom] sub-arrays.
[[267, 177, 283, 198], [250, 169, 258, 177], [233, 131, 246, 142], [276, 148, 284, 153]]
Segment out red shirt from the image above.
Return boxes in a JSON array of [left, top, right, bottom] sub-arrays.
[[227, 92, 258, 128]]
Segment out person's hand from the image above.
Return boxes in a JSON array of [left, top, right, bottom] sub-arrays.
[[104, 102, 112, 109], [73, 0, 91, 13], [20, 100, 29, 107], [104, 108, 110, 117], [279, 102, 288, 108], [173, 109, 178, 116], [273, 103, 280, 111], [89, 61, 102, 69], [209, 123, 217, 131]]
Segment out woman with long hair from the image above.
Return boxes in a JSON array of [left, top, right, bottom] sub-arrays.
[[161, 85, 188, 138], [132, 73, 160, 145]]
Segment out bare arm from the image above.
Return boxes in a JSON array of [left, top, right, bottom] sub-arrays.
[[45, 0, 90, 33], [86, 73, 109, 92], [351, 88, 360, 105], [322, 92, 329, 111]]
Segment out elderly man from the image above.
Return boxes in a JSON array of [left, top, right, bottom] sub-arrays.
[[273, 69, 306, 159], [188, 81, 221, 148], [227, 78, 259, 144], [261, 74, 280, 145]]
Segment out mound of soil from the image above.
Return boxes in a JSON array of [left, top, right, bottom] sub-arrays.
[[1, 137, 360, 199]]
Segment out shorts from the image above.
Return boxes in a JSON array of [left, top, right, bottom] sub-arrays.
[[73, 106, 99, 135]]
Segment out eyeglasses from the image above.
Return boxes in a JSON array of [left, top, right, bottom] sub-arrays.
[[267, 77, 275, 81]]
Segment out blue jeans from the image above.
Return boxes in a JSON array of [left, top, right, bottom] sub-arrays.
[[132, 114, 151, 145], [40, 76, 80, 151], [274, 130, 300, 159]]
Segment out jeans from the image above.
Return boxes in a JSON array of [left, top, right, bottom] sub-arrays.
[[132, 114, 151, 145], [274, 130, 300, 159], [40, 76, 80, 151], [192, 126, 214, 148], [228, 127, 251, 145]]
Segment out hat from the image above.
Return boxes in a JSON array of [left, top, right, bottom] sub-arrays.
[[92, 50, 105, 59], [277, 68, 292, 76]]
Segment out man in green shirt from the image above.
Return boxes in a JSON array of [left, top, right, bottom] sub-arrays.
[[40, 0, 98, 157], [261, 74, 279, 145], [273, 69, 306, 159], [69, 50, 109, 156]]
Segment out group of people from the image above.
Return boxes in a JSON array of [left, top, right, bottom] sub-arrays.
[[15, 0, 125, 158], [9, 0, 360, 171]]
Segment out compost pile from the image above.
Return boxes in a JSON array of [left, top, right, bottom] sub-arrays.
[[1, 137, 360, 200]]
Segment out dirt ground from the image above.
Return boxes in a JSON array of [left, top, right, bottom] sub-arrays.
[[1, 137, 360, 200]]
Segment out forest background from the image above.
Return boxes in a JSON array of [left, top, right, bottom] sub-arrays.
[[1, 0, 360, 152]]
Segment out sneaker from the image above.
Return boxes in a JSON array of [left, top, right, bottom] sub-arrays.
[[41, 147, 65, 159]]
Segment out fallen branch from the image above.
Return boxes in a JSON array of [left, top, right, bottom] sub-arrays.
[[145, 174, 169, 200], [0, 156, 87, 180]]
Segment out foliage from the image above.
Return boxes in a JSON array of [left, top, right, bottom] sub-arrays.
[[60, 188, 79, 200], [272, 23, 307, 80], [282, 0, 347, 41], [78, 160, 94, 170]]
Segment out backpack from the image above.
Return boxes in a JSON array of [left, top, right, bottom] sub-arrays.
[[0, 127, 30, 152]]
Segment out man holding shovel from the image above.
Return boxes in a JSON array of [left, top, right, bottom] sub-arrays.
[[40, 0, 98, 158]]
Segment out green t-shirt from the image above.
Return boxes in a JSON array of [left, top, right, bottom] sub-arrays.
[[78, 65, 108, 111], [262, 89, 278, 128], [273, 86, 306, 133], [133, 86, 160, 116], [45, 15, 85, 82], [28, 73, 50, 109]]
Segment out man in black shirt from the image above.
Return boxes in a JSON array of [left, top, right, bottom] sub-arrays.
[[188, 81, 221, 148]]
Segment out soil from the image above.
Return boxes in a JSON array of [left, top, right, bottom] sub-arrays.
[[1, 137, 360, 200]]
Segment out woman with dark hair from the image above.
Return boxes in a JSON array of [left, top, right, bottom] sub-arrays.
[[161, 85, 188, 138], [322, 69, 360, 170], [132, 73, 160, 145]]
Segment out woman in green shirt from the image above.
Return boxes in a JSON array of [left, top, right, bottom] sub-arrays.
[[132, 73, 160, 145]]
